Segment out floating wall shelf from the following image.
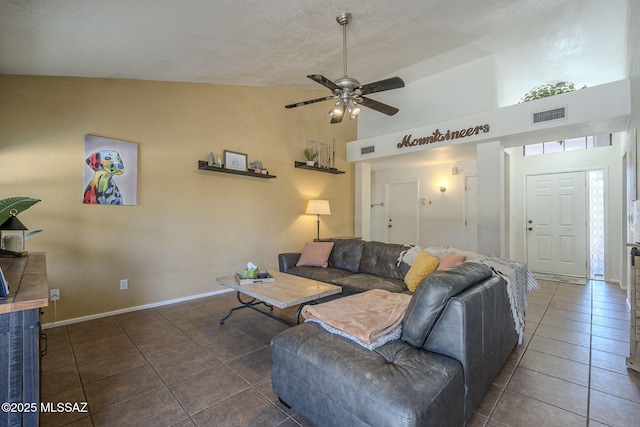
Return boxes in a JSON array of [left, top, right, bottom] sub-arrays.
[[294, 161, 345, 174], [198, 161, 276, 179]]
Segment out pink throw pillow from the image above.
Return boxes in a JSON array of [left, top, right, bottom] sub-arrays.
[[436, 252, 466, 270], [296, 242, 335, 268]]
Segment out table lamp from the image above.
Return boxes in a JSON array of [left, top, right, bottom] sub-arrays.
[[306, 200, 331, 240]]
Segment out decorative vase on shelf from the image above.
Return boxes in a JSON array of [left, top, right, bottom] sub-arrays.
[[306, 161, 315, 167]]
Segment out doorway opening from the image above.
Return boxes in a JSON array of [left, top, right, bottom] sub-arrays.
[[588, 169, 605, 279]]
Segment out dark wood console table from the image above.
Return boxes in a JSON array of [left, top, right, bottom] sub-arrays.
[[0, 253, 48, 427]]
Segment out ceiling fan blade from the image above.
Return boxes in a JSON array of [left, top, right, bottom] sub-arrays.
[[307, 74, 341, 92], [360, 76, 405, 95], [285, 95, 338, 109], [359, 97, 400, 116]]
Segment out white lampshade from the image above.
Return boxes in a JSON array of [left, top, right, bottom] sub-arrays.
[[306, 200, 331, 215]]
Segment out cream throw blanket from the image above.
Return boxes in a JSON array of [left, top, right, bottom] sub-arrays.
[[301, 289, 412, 344]]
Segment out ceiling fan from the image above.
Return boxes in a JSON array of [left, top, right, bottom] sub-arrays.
[[285, 13, 405, 124]]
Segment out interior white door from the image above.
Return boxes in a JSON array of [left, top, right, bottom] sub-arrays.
[[463, 175, 478, 252], [526, 171, 587, 276], [386, 180, 419, 244]]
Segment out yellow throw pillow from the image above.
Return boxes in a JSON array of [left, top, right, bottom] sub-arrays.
[[404, 252, 439, 292]]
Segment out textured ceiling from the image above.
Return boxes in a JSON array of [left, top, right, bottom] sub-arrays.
[[0, 0, 603, 89]]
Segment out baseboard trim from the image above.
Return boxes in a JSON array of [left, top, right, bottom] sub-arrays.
[[41, 288, 233, 329], [532, 272, 587, 285]]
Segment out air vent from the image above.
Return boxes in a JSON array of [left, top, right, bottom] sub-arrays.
[[361, 145, 375, 154], [532, 106, 567, 124]]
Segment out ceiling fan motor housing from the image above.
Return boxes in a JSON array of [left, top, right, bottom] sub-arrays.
[[335, 77, 361, 97]]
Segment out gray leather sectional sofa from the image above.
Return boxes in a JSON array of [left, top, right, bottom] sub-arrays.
[[272, 239, 519, 426], [278, 239, 412, 295]]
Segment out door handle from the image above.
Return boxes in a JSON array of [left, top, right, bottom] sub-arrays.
[[528, 227, 533, 231]]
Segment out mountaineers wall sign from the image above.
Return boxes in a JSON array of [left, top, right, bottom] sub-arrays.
[[397, 124, 491, 149]]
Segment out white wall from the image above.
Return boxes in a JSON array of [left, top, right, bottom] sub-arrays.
[[370, 161, 476, 248], [357, 0, 628, 140], [348, 80, 630, 165], [477, 141, 505, 257], [624, 0, 640, 301], [353, 0, 633, 284], [357, 55, 496, 140], [506, 136, 624, 284]]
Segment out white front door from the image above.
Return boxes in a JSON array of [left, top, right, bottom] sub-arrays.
[[526, 171, 587, 276], [386, 180, 419, 245]]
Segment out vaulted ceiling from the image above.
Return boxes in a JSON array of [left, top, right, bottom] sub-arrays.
[[0, 0, 628, 102]]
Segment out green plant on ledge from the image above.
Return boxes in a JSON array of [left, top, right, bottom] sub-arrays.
[[303, 148, 318, 164], [250, 160, 263, 170], [520, 81, 585, 103]]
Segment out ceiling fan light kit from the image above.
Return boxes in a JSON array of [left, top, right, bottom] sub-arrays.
[[285, 13, 405, 124]]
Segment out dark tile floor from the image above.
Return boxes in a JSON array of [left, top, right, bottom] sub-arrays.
[[40, 278, 640, 426]]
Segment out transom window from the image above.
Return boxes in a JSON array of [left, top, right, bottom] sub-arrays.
[[523, 134, 611, 156]]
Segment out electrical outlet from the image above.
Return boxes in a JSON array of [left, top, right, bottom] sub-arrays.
[[120, 279, 128, 290], [50, 289, 60, 301]]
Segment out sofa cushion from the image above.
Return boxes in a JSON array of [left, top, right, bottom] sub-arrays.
[[323, 238, 365, 273], [271, 323, 465, 427], [330, 273, 408, 295], [404, 252, 439, 292], [285, 266, 354, 284], [358, 241, 409, 280], [401, 262, 493, 348], [296, 242, 335, 268]]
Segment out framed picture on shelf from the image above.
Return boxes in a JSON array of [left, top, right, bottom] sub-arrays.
[[224, 150, 248, 172]]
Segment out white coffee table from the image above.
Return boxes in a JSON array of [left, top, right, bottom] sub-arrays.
[[215, 271, 342, 326]]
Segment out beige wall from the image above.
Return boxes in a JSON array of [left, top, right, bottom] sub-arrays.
[[0, 75, 356, 322]]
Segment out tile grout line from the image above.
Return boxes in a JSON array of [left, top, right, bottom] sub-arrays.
[[483, 281, 559, 424], [151, 300, 292, 425], [144, 304, 249, 425], [586, 279, 594, 425], [62, 324, 96, 426]]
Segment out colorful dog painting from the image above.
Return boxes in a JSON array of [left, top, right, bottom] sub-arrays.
[[83, 150, 125, 204]]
